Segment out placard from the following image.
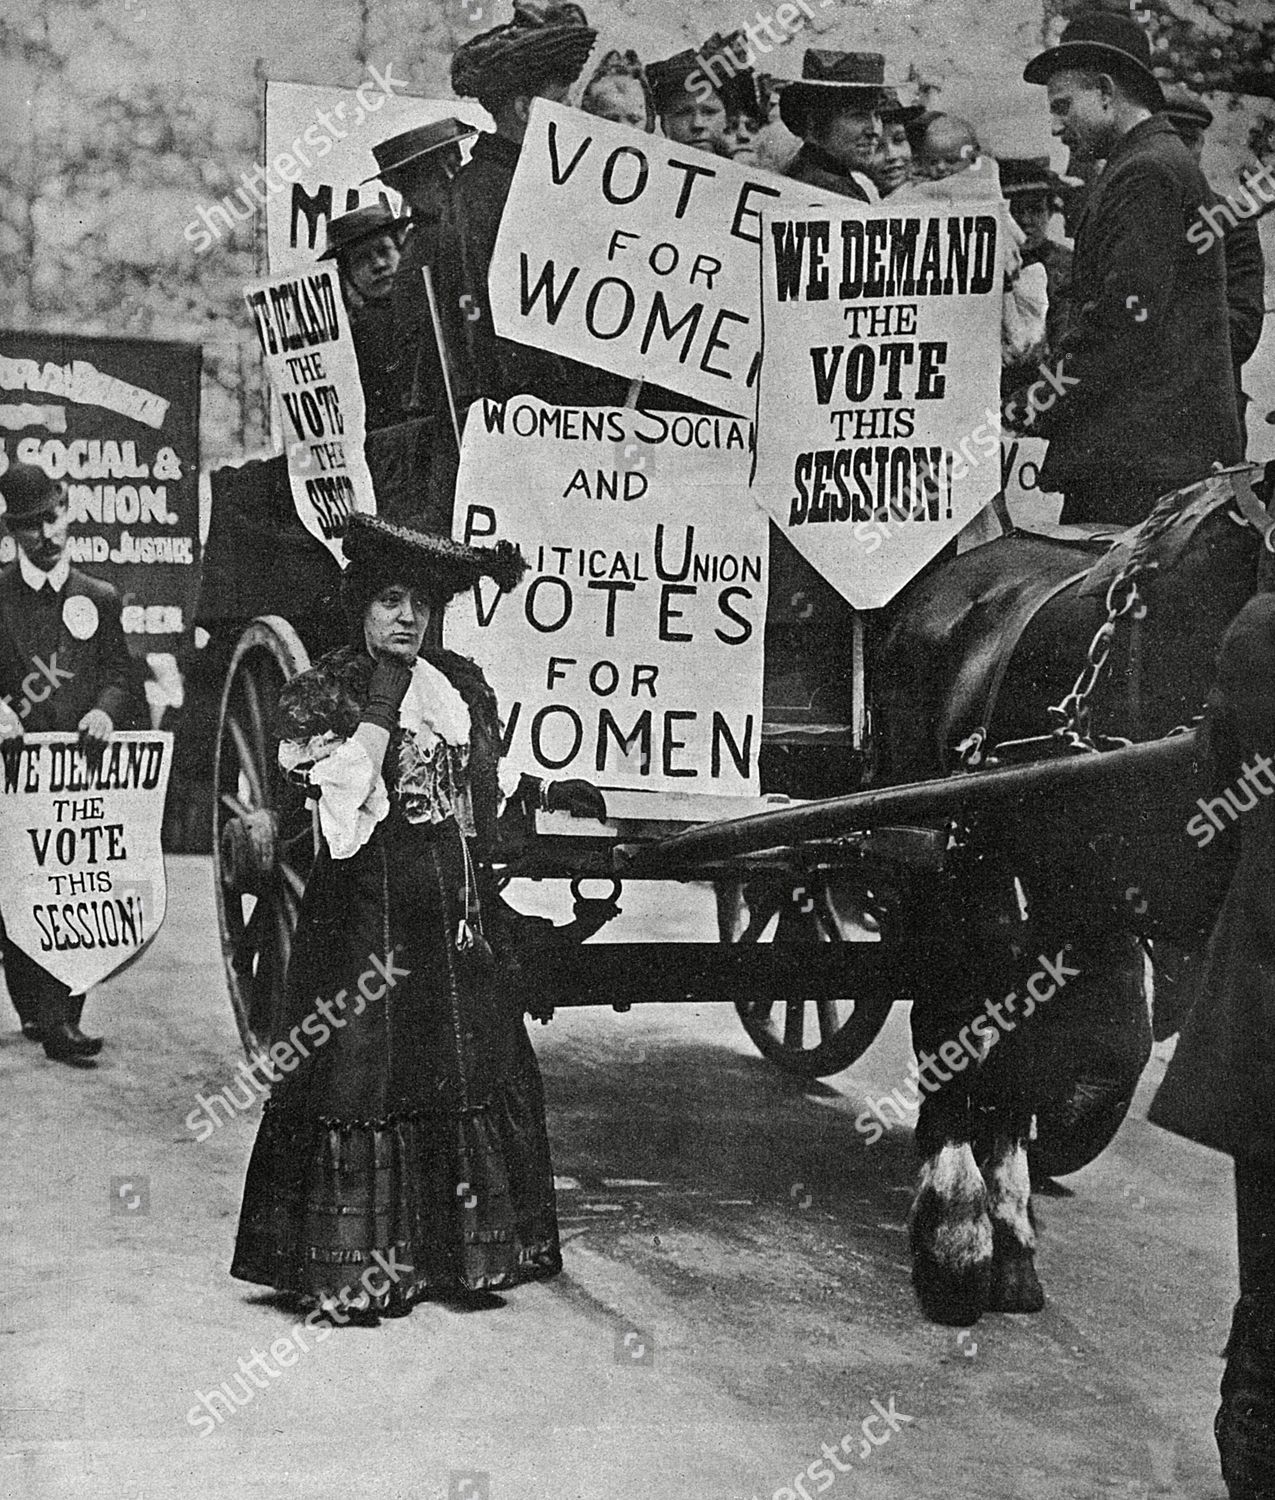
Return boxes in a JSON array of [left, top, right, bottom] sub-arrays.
[[489, 100, 809, 417], [0, 332, 201, 652], [243, 267, 376, 563], [447, 397, 767, 797], [260, 81, 491, 273], [753, 194, 1005, 609], [0, 731, 172, 991]]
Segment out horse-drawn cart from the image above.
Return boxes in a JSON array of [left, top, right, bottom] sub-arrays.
[[190, 415, 1272, 1176]]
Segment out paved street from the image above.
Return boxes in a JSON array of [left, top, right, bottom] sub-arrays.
[[2, 857, 1233, 1500]]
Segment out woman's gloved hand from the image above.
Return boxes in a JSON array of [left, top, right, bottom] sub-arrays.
[[542, 778, 608, 821], [360, 656, 413, 734]]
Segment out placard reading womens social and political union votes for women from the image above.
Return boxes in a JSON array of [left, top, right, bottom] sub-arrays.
[[0, 731, 172, 991], [447, 397, 767, 797], [753, 186, 1005, 609], [243, 267, 375, 564], [489, 100, 809, 418]]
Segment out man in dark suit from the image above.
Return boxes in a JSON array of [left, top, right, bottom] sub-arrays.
[[0, 462, 133, 1065], [1020, 12, 1241, 526]]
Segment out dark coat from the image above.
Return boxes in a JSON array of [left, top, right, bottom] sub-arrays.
[[784, 143, 873, 202], [431, 131, 626, 413], [1149, 592, 1275, 1160], [381, 214, 447, 424], [0, 562, 131, 732], [1034, 115, 1241, 501], [349, 297, 408, 432]]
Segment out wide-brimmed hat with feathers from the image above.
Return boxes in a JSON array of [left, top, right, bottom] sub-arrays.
[[340, 513, 527, 621]]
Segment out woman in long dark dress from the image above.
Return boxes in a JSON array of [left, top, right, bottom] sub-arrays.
[[231, 514, 600, 1321]]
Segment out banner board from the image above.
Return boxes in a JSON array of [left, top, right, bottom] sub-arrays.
[[447, 397, 767, 797], [261, 80, 490, 274], [752, 194, 1005, 609], [0, 332, 201, 653], [489, 100, 809, 417], [243, 267, 375, 563], [0, 730, 172, 991]]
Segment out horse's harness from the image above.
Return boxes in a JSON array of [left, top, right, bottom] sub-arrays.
[[956, 462, 1275, 768]]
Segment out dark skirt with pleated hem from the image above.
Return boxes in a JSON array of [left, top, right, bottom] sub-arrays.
[[230, 1068, 562, 1307], [230, 809, 562, 1311]]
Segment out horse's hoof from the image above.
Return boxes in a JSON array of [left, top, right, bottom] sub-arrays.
[[909, 1143, 994, 1326], [985, 1222, 1045, 1313]]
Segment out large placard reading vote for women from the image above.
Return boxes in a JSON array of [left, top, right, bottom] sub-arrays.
[[489, 100, 806, 418], [753, 187, 1005, 609], [0, 731, 172, 991], [243, 267, 375, 564], [447, 397, 767, 796]]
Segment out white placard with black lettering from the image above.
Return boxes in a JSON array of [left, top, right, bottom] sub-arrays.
[[489, 99, 810, 417], [447, 397, 767, 797], [243, 267, 376, 564], [0, 731, 172, 991], [753, 191, 1005, 609]]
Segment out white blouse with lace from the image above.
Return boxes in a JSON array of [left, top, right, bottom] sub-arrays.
[[278, 658, 521, 860]]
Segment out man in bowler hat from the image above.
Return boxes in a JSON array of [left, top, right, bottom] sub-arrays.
[[1019, 10, 1241, 525], [0, 463, 133, 1065]]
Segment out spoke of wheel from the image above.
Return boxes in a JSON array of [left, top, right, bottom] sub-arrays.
[[816, 889, 846, 942], [816, 998, 840, 1041], [241, 666, 270, 772], [219, 791, 251, 821], [783, 999, 805, 1050], [232, 898, 266, 975], [225, 714, 264, 808], [273, 902, 293, 991]]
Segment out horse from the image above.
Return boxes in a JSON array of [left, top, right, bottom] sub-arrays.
[[872, 466, 1268, 1322]]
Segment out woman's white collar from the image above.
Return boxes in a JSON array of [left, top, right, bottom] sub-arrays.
[[399, 658, 471, 746]]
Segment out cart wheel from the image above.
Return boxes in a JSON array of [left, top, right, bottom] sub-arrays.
[[213, 617, 314, 1057], [728, 864, 899, 1078]]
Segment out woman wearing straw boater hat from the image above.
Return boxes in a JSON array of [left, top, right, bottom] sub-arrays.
[[1161, 86, 1266, 452], [781, 50, 888, 203], [1017, 8, 1240, 526], [434, 2, 626, 415], [230, 514, 605, 1322], [363, 119, 479, 424], [318, 202, 412, 431]]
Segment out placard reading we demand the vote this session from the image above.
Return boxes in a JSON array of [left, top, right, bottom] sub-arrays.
[[754, 177, 1005, 609], [447, 397, 767, 797], [0, 731, 172, 992], [243, 267, 375, 564]]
